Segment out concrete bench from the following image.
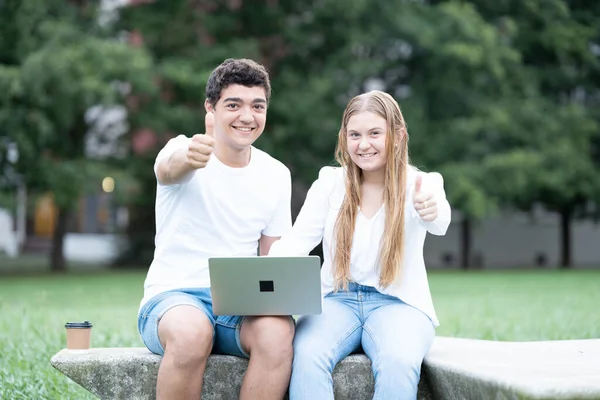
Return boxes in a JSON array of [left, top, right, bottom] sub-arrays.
[[51, 336, 600, 400]]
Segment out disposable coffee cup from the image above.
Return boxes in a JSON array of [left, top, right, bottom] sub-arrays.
[[65, 321, 93, 353]]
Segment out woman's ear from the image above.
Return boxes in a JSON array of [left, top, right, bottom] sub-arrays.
[[396, 130, 408, 145]]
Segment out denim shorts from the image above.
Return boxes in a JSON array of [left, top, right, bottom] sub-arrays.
[[137, 288, 250, 358]]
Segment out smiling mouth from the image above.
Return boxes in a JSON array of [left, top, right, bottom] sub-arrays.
[[232, 126, 255, 133], [358, 153, 377, 158]]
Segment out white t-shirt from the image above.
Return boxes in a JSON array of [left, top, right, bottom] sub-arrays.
[[141, 135, 292, 307], [269, 166, 451, 326]]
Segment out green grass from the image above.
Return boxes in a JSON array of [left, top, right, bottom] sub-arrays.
[[430, 269, 600, 341], [0, 253, 110, 274], [0, 271, 146, 400], [0, 268, 599, 399]]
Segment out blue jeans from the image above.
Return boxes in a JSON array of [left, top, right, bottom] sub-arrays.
[[137, 288, 249, 358], [290, 283, 435, 400]]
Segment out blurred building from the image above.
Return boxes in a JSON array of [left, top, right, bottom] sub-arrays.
[[424, 208, 600, 269]]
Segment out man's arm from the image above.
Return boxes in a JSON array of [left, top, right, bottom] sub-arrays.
[[259, 235, 280, 256], [156, 112, 216, 185], [259, 167, 292, 255], [156, 149, 196, 185]]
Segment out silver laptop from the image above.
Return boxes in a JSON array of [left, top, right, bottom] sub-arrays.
[[208, 256, 322, 316]]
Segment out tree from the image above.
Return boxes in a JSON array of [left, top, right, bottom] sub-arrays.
[[114, 0, 404, 264], [115, 0, 600, 269], [0, 0, 154, 271], [115, 0, 530, 268], [324, 1, 526, 268], [469, 0, 600, 267]]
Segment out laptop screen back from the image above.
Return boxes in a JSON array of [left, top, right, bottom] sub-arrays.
[[208, 256, 322, 316]]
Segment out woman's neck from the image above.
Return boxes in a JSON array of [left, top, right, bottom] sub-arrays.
[[361, 169, 385, 186]]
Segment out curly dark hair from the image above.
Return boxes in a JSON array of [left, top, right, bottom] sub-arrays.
[[205, 58, 271, 107]]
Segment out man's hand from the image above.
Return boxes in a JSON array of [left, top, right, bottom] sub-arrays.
[[187, 112, 216, 169], [413, 173, 438, 222]]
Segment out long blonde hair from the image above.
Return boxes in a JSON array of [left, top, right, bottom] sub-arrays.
[[333, 90, 409, 290]]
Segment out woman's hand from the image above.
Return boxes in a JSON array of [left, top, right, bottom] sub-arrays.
[[413, 174, 438, 222]]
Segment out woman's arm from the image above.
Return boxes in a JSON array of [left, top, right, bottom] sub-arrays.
[[269, 167, 338, 256], [414, 172, 451, 236]]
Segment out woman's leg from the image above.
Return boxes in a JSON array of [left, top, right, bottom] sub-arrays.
[[289, 294, 362, 400], [362, 298, 435, 400]]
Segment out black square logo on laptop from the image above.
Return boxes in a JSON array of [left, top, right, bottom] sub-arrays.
[[259, 280, 274, 292]]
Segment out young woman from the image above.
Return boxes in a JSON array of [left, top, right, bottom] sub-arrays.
[[269, 90, 451, 399]]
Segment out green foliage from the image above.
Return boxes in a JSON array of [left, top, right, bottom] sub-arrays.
[[0, 0, 156, 268], [2, 0, 598, 266], [0, 190, 16, 212], [0, 0, 154, 190], [112, 0, 600, 265], [469, 0, 600, 216]]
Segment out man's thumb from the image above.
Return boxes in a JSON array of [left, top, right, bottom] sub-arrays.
[[414, 174, 422, 194], [205, 112, 215, 138]]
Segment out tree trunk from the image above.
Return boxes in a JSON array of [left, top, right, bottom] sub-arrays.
[[559, 208, 572, 269], [51, 207, 68, 272], [460, 217, 472, 269]]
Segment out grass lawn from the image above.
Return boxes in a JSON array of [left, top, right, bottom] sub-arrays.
[[1, 267, 599, 399]]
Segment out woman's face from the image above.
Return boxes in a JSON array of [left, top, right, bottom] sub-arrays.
[[346, 111, 388, 174]]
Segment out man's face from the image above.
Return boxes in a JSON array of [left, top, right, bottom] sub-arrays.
[[205, 84, 267, 151]]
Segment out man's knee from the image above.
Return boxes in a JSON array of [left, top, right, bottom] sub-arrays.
[[243, 316, 294, 361], [159, 305, 214, 368]]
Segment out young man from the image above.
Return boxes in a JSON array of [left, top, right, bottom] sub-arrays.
[[138, 59, 294, 400]]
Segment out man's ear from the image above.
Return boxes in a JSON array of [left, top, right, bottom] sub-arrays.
[[204, 99, 214, 113]]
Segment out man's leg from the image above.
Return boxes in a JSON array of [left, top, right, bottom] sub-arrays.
[[138, 290, 215, 400], [213, 315, 295, 400], [239, 316, 295, 399], [156, 305, 213, 399]]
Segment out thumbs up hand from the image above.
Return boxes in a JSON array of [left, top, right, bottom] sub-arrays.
[[413, 173, 438, 222], [187, 112, 216, 169]]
